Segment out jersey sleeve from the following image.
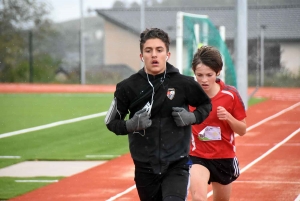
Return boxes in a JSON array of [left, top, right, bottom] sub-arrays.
[[232, 90, 247, 120]]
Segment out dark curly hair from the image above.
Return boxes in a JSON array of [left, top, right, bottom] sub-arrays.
[[192, 46, 223, 74], [140, 28, 170, 53]]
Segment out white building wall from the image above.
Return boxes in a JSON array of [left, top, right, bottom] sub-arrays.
[[104, 21, 140, 72], [168, 45, 177, 68], [280, 42, 300, 75]]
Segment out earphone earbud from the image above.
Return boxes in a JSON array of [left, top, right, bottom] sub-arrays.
[[141, 57, 144, 62]]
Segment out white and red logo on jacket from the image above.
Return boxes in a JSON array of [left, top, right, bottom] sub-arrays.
[[167, 88, 175, 100]]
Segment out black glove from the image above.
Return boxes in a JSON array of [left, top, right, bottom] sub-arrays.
[[172, 107, 196, 126], [126, 108, 152, 132]]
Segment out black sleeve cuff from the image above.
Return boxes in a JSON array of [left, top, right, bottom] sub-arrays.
[[193, 103, 212, 124]]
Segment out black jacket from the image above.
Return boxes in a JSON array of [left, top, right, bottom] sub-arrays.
[[106, 62, 211, 173]]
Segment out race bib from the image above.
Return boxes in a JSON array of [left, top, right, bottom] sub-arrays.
[[198, 126, 221, 141]]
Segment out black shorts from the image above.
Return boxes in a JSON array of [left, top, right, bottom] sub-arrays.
[[134, 157, 192, 201], [190, 156, 240, 185]]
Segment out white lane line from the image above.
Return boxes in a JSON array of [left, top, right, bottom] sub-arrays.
[[295, 194, 300, 201], [0, 112, 107, 139], [106, 102, 300, 201], [246, 102, 300, 132], [234, 101, 300, 138], [106, 185, 136, 201], [0, 156, 21, 159], [207, 128, 300, 198], [15, 180, 58, 183], [240, 128, 300, 173], [85, 155, 120, 158]]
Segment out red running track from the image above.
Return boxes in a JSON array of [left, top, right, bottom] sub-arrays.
[[3, 84, 299, 201]]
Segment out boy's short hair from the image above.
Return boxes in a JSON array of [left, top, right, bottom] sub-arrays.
[[192, 45, 223, 74], [140, 28, 170, 53]]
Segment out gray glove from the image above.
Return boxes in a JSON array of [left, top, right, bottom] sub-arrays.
[[172, 107, 196, 126], [126, 108, 152, 132]]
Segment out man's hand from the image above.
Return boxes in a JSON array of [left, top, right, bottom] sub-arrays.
[[172, 107, 196, 126], [126, 108, 152, 132]]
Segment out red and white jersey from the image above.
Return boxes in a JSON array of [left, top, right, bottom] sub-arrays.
[[189, 79, 246, 159]]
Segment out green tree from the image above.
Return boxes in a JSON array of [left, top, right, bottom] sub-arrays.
[[130, 1, 140, 8], [112, 1, 126, 8], [0, 0, 60, 83]]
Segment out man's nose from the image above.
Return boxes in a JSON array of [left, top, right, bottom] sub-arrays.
[[152, 51, 158, 57]]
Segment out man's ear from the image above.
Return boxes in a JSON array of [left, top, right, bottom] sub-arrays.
[[140, 54, 143, 62], [166, 52, 171, 61]]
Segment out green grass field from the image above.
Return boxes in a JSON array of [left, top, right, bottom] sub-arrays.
[[0, 93, 266, 200], [0, 93, 130, 200]]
